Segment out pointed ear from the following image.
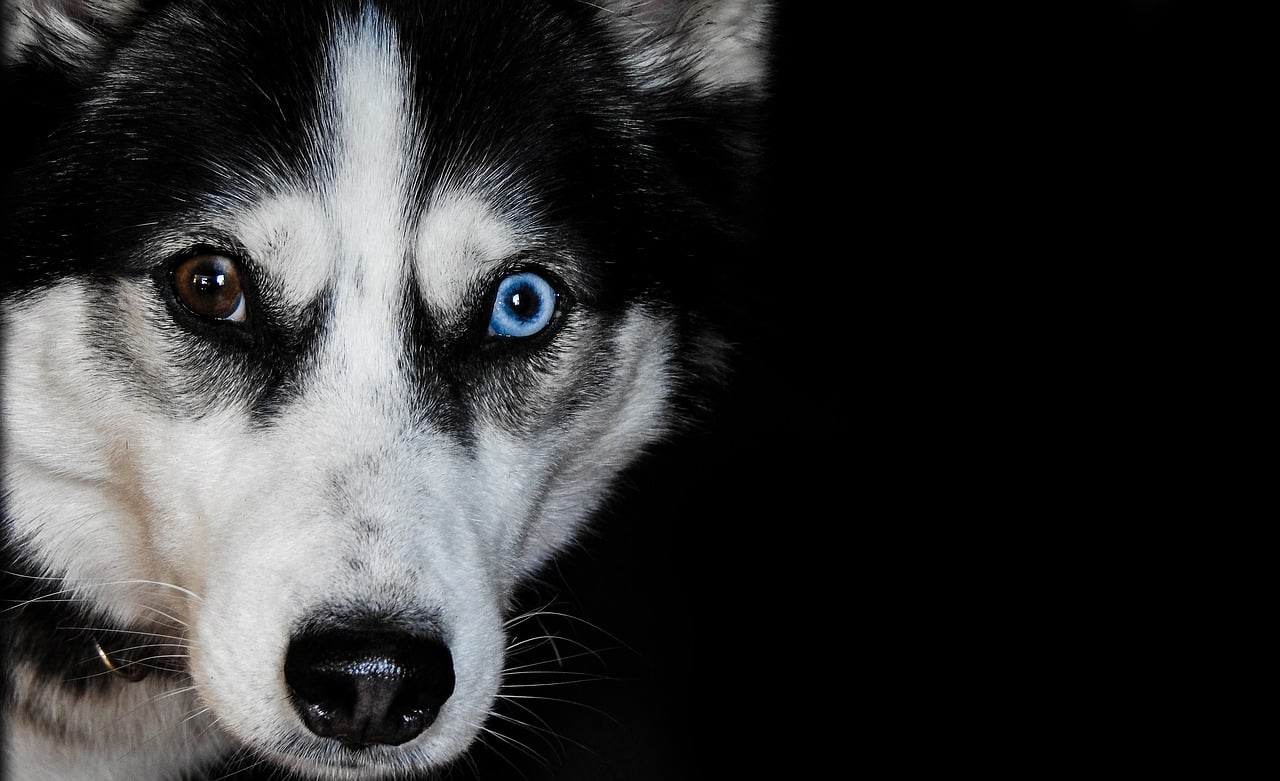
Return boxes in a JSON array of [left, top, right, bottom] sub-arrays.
[[4, 0, 142, 71], [597, 0, 773, 94]]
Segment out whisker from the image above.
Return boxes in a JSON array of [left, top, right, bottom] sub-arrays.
[[570, 0, 662, 36], [485, 702, 560, 744], [2, 587, 93, 612], [138, 603, 192, 628], [500, 674, 613, 688], [108, 579, 204, 603], [196, 712, 231, 741], [115, 682, 200, 723], [502, 644, 617, 672], [65, 654, 192, 684], [61, 625, 189, 643], [1, 572, 204, 603], [153, 685, 201, 706], [497, 692, 619, 721], [128, 653, 193, 668], [473, 718, 555, 770], [484, 703, 602, 762], [106, 682, 213, 767], [212, 753, 274, 781]]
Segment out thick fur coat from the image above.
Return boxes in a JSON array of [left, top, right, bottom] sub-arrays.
[[1, 1, 770, 779]]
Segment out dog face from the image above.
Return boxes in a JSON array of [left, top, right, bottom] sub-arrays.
[[2, 1, 769, 777]]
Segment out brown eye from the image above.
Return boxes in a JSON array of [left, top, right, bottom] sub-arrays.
[[171, 253, 247, 322]]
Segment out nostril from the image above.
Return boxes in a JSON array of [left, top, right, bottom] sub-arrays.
[[284, 629, 455, 748]]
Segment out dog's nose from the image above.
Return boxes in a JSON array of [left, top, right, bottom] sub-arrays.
[[284, 628, 455, 748]]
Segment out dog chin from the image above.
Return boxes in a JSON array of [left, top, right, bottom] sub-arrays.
[[268, 744, 450, 781]]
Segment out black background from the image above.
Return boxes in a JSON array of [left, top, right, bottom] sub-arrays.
[[447, 2, 1212, 779], [4, 1, 1211, 778], [451, 4, 846, 778]]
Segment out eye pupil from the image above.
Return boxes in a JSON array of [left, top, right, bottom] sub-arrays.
[[508, 289, 534, 318]]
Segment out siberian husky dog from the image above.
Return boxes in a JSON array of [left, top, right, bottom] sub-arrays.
[[0, 0, 770, 778]]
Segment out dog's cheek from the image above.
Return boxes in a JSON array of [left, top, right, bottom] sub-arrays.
[[1, 285, 188, 603], [497, 308, 681, 574]]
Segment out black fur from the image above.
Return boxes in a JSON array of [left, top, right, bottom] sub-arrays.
[[4, 0, 760, 425], [2, 1, 769, 778]]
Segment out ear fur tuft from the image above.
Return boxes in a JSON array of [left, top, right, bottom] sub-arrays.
[[4, 0, 143, 70], [595, 0, 772, 94]]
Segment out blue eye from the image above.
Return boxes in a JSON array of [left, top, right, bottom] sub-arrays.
[[488, 271, 557, 338]]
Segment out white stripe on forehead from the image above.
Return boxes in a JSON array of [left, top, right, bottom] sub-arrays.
[[231, 8, 524, 332], [317, 7, 416, 385], [325, 6, 414, 292], [231, 7, 414, 310], [414, 189, 521, 319]]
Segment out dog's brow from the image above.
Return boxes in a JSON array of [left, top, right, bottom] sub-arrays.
[[413, 190, 518, 318]]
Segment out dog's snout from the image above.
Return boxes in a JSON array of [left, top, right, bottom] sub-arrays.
[[284, 628, 455, 748]]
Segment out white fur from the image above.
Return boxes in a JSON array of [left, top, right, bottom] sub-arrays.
[[415, 190, 522, 320], [2, 7, 684, 779], [5, 661, 229, 781], [2, 0, 143, 68], [601, 0, 773, 93], [2, 0, 776, 776]]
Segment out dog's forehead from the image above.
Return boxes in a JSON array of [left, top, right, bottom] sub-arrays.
[[51, 1, 614, 304], [227, 7, 527, 313], [230, 8, 523, 315]]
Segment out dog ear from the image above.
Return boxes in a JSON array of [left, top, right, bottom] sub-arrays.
[[4, 0, 142, 71], [596, 0, 773, 95]]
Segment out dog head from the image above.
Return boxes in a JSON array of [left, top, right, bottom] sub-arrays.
[[2, 0, 770, 777]]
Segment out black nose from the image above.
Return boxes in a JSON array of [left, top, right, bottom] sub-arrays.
[[284, 628, 455, 748]]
